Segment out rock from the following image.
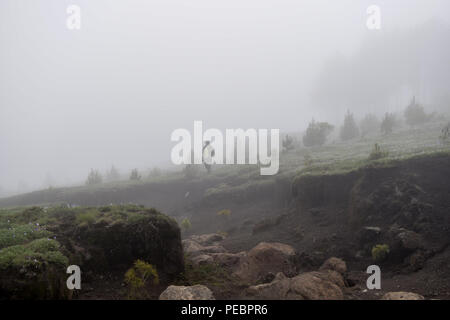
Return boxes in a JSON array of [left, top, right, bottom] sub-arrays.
[[190, 234, 225, 246], [182, 239, 226, 257], [191, 254, 213, 266], [246, 275, 292, 300], [288, 271, 344, 300], [233, 242, 297, 284], [381, 292, 424, 300], [397, 230, 423, 251], [183, 239, 204, 255], [319, 257, 347, 275], [211, 252, 246, 269], [159, 285, 215, 300], [246, 270, 345, 300]]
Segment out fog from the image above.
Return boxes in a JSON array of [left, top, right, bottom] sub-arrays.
[[1, 0, 449, 195]]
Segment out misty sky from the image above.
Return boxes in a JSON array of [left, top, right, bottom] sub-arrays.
[[1, 0, 449, 193]]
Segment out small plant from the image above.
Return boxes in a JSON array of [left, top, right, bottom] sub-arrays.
[[124, 259, 159, 299], [75, 210, 99, 226], [368, 143, 389, 161], [371, 244, 390, 262], [340, 110, 360, 141], [217, 209, 231, 218], [180, 218, 191, 231], [130, 169, 142, 181], [86, 169, 103, 185]]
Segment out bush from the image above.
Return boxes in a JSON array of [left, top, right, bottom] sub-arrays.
[[340, 110, 359, 141], [217, 209, 231, 218], [404, 97, 429, 126], [180, 218, 191, 231], [380, 113, 396, 135], [282, 134, 295, 152], [303, 120, 334, 147], [124, 260, 159, 299], [368, 143, 389, 161], [360, 114, 380, 137], [130, 169, 142, 181], [86, 169, 103, 185], [371, 244, 390, 262]]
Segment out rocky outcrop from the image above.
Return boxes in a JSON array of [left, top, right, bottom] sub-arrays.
[[64, 207, 184, 281], [381, 292, 425, 300], [159, 285, 215, 300]]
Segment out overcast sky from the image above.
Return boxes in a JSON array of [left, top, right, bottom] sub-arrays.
[[1, 0, 449, 193]]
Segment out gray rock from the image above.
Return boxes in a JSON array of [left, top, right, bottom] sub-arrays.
[[159, 285, 215, 300]]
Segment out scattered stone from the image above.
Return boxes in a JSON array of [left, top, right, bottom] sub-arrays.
[[159, 285, 215, 300], [381, 292, 424, 300]]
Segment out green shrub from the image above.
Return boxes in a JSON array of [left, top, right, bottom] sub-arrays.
[[0, 238, 68, 270], [124, 259, 159, 299], [0, 224, 51, 249], [217, 209, 231, 218], [371, 244, 390, 262], [75, 210, 99, 226]]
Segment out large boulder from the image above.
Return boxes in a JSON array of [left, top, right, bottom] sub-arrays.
[[381, 292, 425, 300], [233, 242, 297, 284], [246, 270, 345, 300], [288, 271, 344, 300], [159, 285, 215, 300]]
